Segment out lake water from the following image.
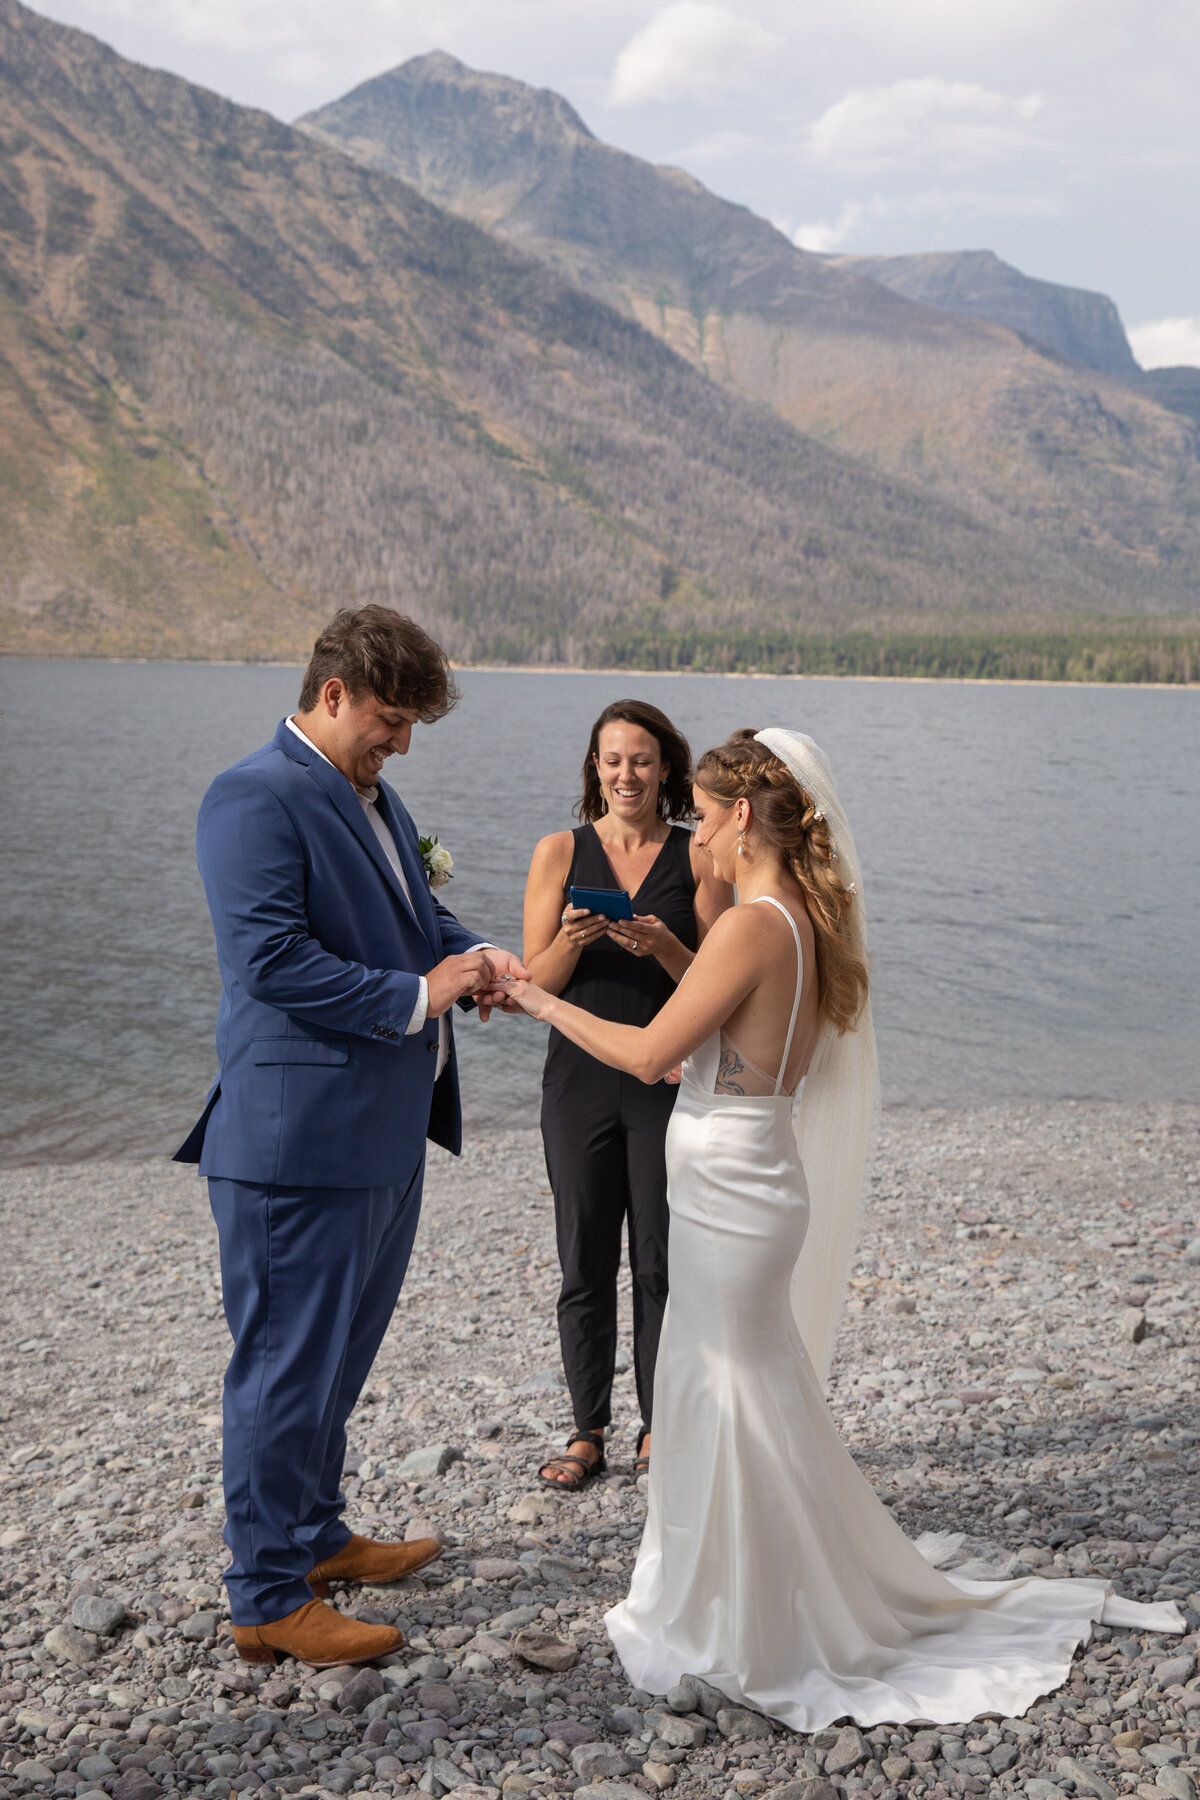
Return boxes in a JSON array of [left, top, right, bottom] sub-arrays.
[[1, 660, 1196, 1164]]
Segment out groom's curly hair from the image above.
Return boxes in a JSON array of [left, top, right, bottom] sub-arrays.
[[298, 606, 459, 721]]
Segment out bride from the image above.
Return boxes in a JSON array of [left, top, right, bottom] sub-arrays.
[[506, 727, 1182, 1730]]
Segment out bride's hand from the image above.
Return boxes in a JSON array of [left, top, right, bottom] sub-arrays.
[[607, 913, 676, 959], [502, 978, 555, 1021]]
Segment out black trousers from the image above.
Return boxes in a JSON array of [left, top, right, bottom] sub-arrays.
[[541, 1063, 675, 1433]]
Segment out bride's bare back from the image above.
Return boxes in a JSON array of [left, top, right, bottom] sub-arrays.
[[715, 895, 820, 1097]]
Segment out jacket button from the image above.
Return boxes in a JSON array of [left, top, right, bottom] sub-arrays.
[[427, 1040, 437, 1053]]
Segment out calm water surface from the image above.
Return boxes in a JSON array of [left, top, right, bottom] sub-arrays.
[[1, 661, 1196, 1163]]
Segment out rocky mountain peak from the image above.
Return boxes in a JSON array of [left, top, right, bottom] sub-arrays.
[[832, 248, 1138, 377]]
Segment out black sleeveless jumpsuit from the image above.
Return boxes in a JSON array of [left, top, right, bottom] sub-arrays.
[[540, 822, 698, 1434]]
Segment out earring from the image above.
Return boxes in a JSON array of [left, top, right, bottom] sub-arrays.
[[736, 826, 744, 858]]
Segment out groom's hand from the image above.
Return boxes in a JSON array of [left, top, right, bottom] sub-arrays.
[[473, 948, 530, 1021], [426, 950, 497, 1018]]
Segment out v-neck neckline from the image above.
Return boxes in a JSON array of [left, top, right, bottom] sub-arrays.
[[588, 820, 672, 905]]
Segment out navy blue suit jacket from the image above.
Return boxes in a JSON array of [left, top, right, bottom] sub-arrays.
[[174, 718, 481, 1189]]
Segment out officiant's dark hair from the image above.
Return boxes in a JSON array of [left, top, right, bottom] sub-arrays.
[[298, 606, 459, 722], [577, 700, 694, 824]]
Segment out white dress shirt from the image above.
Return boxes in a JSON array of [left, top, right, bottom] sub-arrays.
[[286, 716, 475, 1075]]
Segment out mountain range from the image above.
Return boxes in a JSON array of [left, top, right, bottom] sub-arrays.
[[1, 5, 1197, 676]]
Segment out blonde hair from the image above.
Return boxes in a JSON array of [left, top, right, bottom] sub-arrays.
[[695, 729, 869, 1033]]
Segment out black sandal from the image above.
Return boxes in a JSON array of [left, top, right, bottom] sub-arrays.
[[539, 1430, 606, 1491], [634, 1425, 651, 1477]]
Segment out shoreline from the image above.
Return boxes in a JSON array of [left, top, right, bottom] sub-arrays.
[[2, 653, 1197, 690], [5, 1095, 1199, 1173], [2, 1099, 1198, 1797]]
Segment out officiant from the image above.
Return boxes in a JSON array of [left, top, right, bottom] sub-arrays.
[[523, 700, 731, 1489]]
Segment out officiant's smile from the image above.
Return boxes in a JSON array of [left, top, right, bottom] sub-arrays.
[[595, 728, 665, 820]]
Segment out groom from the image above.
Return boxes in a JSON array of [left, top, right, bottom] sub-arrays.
[[175, 605, 526, 1666]]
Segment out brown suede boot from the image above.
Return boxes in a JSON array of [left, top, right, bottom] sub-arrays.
[[307, 1531, 442, 1598], [232, 1597, 403, 1666]]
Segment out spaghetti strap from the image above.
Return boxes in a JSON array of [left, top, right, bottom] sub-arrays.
[[751, 896, 804, 1095]]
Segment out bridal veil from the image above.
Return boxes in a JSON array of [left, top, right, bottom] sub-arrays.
[[754, 728, 879, 1387]]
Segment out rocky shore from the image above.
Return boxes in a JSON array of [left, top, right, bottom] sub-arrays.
[[2, 1101, 1198, 1800]]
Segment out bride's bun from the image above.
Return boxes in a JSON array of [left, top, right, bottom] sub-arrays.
[[695, 729, 868, 1033]]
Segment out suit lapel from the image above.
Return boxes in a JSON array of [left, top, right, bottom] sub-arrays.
[[304, 753, 434, 947], [375, 783, 440, 944]]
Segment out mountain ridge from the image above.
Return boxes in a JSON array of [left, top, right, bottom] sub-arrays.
[[0, 5, 1197, 677], [301, 51, 1200, 602]]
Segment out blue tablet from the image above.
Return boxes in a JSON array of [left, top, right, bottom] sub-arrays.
[[569, 885, 634, 921]]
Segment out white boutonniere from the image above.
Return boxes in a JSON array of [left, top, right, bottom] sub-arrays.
[[419, 833, 454, 889]]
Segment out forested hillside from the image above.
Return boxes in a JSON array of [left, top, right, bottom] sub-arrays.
[[1, 3, 1197, 675]]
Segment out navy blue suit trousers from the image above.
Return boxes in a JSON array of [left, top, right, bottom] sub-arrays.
[[209, 1166, 424, 1625]]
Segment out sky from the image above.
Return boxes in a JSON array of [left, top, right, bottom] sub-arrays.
[[23, 0, 1200, 367]]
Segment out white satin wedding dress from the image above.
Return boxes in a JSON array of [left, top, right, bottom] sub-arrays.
[[606, 897, 1182, 1731]]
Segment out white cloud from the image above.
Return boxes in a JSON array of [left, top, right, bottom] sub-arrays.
[[671, 127, 762, 163], [791, 200, 870, 253], [785, 183, 1061, 256], [806, 77, 1046, 174], [1128, 317, 1200, 370], [610, 3, 781, 108]]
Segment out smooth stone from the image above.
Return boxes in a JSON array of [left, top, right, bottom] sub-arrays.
[[425, 1755, 470, 1790], [716, 1706, 771, 1741], [1055, 1757, 1118, 1800], [12, 1762, 55, 1785], [512, 1628, 578, 1671], [415, 1680, 459, 1717], [399, 1444, 464, 1479], [570, 1741, 635, 1780], [643, 1760, 677, 1789], [644, 1708, 706, 1748], [824, 1724, 868, 1775], [76, 1754, 119, 1780], [552, 1722, 599, 1747], [70, 1595, 126, 1636], [112, 1777, 162, 1800], [179, 1609, 218, 1640], [16, 1707, 59, 1733], [573, 1787, 648, 1800], [1156, 1771, 1198, 1800], [771, 1783, 840, 1800], [472, 1559, 521, 1581], [338, 1665, 385, 1711], [1154, 1653, 1196, 1685], [43, 1622, 93, 1665]]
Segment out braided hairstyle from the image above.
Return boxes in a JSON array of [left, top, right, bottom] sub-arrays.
[[694, 728, 869, 1034]]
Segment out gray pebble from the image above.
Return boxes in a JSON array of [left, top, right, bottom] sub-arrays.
[[716, 1705, 771, 1741], [399, 1444, 464, 1478], [42, 1621, 93, 1665], [824, 1724, 868, 1775], [571, 1740, 635, 1780], [70, 1594, 125, 1635], [179, 1608, 218, 1640]]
